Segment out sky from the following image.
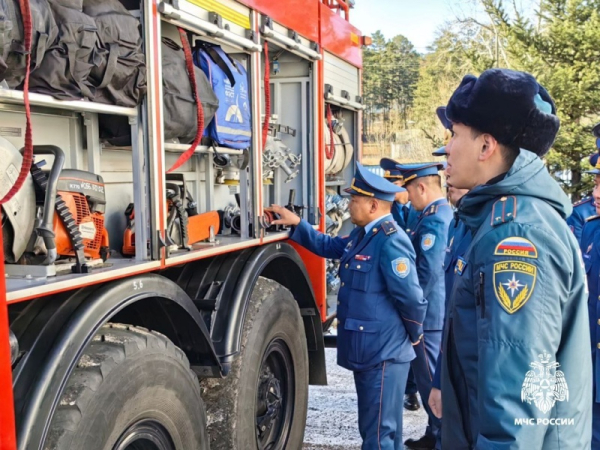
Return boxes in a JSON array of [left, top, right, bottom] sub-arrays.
[[351, 0, 453, 53], [350, 0, 538, 54]]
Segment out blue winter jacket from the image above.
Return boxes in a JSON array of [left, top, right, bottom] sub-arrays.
[[441, 149, 592, 449]]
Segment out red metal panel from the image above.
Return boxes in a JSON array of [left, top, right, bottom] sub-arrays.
[[315, 53, 327, 320], [319, 3, 362, 68], [289, 58, 327, 321], [0, 230, 17, 450], [238, 0, 319, 42], [290, 243, 326, 319]]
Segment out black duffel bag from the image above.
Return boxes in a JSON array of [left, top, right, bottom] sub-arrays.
[[0, 0, 58, 88], [82, 0, 146, 107], [28, 0, 100, 100], [99, 37, 218, 145]]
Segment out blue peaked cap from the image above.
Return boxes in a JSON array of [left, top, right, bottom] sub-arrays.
[[396, 162, 446, 184], [436, 106, 452, 130], [380, 157, 404, 180], [432, 106, 451, 156], [344, 163, 405, 201], [585, 165, 600, 175], [586, 124, 600, 173], [585, 153, 600, 175], [432, 146, 448, 157]]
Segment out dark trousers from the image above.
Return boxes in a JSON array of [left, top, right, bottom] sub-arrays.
[[410, 330, 442, 439], [594, 399, 600, 450], [354, 361, 410, 450], [405, 368, 418, 395], [594, 351, 600, 450]]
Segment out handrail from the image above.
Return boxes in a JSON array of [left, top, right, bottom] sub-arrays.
[[323, 0, 349, 21], [158, 2, 262, 53]]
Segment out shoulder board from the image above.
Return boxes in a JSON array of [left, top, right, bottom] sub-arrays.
[[381, 220, 397, 236], [422, 202, 451, 217], [423, 204, 438, 217], [574, 197, 592, 207], [490, 195, 517, 227], [586, 214, 600, 222]]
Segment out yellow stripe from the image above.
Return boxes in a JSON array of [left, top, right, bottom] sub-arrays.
[[403, 174, 417, 183], [188, 0, 251, 29], [384, 170, 403, 180], [350, 181, 375, 197]]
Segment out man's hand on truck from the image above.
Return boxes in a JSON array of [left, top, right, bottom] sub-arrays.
[[266, 205, 301, 226]]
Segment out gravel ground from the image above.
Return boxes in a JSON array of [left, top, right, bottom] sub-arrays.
[[303, 347, 428, 449]]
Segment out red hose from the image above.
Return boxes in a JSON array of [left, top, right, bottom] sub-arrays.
[[262, 41, 270, 152], [326, 104, 335, 160], [167, 28, 204, 173], [1, 0, 33, 205]]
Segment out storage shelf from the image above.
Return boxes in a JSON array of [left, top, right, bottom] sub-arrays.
[[165, 236, 261, 266], [0, 88, 138, 117], [164, 142, 245, 155], [103, 143, 246, 155], [6, 258, 161, 303]]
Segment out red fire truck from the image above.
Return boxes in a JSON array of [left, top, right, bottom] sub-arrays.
[[0, 0, 365, 448]]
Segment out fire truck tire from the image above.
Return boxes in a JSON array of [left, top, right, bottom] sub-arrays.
[[44, 323, 209, 450], [201, 277, 309, 450]]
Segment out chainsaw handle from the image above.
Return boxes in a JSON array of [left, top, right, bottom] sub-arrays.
[[27, 146, 66, 250]]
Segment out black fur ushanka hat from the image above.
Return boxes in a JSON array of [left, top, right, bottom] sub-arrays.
[[446, 68, 560, 157]]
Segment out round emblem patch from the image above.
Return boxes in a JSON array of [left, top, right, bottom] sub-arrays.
[[421, 233, 435, 251], [392, 257, 410, 278]]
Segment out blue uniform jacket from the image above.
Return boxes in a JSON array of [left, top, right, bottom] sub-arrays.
[[408, 198, 453, 331], [432, 217, 471, 390], [581, 215, 600, 403], [290, 217, 427, 372], [441, 150, 591, 449], [392, 201, 420, 233], [567, 196, 595, 243]]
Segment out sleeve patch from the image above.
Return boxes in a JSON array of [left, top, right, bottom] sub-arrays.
[[391, 257, 410, 278], [494, 237, 538, 259], [455, 257, 467, 275], [421, 233, 435, 251], [493, 260, 536, 314]]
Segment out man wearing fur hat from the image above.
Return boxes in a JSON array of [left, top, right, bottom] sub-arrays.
[[440, 68, 591, 448]]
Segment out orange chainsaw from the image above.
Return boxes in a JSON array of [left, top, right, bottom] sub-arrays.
[[122, 174, 219, 256]]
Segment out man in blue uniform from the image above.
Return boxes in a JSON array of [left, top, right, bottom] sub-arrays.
[[268, 164, 427, 450], [429, 182, 470, 450], [567, 144, 598, 242], [379, 157, 422, 412], [392, 162, 453, 450], [381, 158, 419, 234], [441, 68, 591, 448], [580, 149, 600, 449], [429, 106, 471, 449]]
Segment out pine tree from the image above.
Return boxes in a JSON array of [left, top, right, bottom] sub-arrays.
[[483, 0, 600, 198]]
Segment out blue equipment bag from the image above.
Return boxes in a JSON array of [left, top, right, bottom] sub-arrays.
[[194, 43, 252, 149]]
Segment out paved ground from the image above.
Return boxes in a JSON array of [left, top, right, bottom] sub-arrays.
[[303, 347, 428, 449]]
